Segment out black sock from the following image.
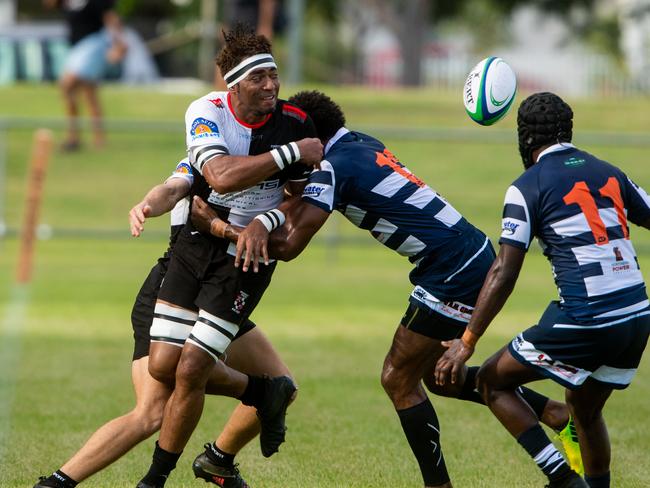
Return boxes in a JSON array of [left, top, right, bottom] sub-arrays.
[[397, 398, 450, 486], [585, 472, 610, 488], [238, 375, 265, 407], [139, 441, 182, 487], [206, 441, 235, 467], [517, 386, 550, 421], [517, 424, 571, 482], [457, 366, 485, 405], [42, 470, 77, 488]]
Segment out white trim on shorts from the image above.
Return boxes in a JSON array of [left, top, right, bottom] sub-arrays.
[[186, 309, 240, 361], [410, 285, 473, 323], [511, 333, 637, 388], [150, 302, 197, 346]]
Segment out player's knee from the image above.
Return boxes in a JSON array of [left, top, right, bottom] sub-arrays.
[[175, 354, 210, 390], [566, 395, 602, 426], [148, 359, 176, 387], [381, 362, 408, 398]]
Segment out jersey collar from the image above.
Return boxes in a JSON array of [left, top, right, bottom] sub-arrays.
[[537, 142, 576, 162], [226, 92, 272, 129], [325, 127, 350, 155]]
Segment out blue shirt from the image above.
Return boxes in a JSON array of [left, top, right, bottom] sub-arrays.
[[302, 128, 491, 301], [500, 143, 650, 323]]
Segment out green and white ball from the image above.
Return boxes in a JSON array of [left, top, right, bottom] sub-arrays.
[[463, 56, 517, 126]]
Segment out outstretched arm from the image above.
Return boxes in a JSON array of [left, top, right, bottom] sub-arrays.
[[129, 178, 190, 237], [434, 243, 526, 385], [191, 195, 329, 271]]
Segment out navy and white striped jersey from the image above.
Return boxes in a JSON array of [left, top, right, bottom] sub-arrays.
[[184, 91, 315, 227], [500, 143, 650, 323], [302, 128, 491, 299]]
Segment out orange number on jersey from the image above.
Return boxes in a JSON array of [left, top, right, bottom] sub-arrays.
[[375, 149, 425, 188], [563, 177, 628, 245]]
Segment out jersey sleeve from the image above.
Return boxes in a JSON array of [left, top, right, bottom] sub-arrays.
[[498, 184, 535, 250], [185, 99, 230, 173], [166, 157, 194, 186], [301, 160, 338, 213], [623, 176, 650, 225]]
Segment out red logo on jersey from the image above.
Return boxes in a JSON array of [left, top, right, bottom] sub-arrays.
[[209, 98, 224, 108]]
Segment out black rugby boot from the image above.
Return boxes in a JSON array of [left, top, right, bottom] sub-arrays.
[[256, 375, 297, 457], [192, 444, 250, 487]]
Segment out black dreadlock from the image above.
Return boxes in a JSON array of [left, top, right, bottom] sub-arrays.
[[517, 92, 573, 169]]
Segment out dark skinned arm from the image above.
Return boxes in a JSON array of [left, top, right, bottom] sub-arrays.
[[191, 195, 329, 272], [434, 243, 526, 386], [201, 138, 322, 194]]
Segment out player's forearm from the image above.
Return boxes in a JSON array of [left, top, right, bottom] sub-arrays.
[[461, 255, 520, 348], [142, 183, 187, 217]]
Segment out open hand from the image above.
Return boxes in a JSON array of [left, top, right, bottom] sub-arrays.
[[434, 338, 475, 386], [235, 220, 270, 273], [129, 202, 151, 237]]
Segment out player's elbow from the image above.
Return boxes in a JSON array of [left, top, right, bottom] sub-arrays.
[[273, 241, 301, 261]]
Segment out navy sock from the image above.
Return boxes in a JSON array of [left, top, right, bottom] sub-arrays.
[[517, 424, 571, 482], [517, 386, 550, 421], [458, 366, 485, 405], [206, 441, 235, 467], [238, 375, 264, 407], [585, 472, 610, 488], [397, 398, 450, 486], [139, 441, 182, 487]]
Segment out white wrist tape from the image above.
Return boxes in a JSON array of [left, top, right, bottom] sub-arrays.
[[254, 209, 286, 232], [270, 142, 300, 170]]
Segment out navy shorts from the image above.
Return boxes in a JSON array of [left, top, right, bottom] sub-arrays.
[[403, 235, 495, 340], [509, 301, 650, 390]]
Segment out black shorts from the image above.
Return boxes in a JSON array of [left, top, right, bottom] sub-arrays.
[[131, 253, 257, 361], [156, 230, 276, 324], [509, 301, 650, 390], [401, 301, 472, 341]]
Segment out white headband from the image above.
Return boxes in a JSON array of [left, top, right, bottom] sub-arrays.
[[224, 53, 277, 88]]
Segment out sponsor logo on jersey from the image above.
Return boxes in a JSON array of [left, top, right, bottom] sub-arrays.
[[208, 98, 224, 108], [611, 247, 631, 273], [502, 220, 520, 235], [190, 118, 219, 139], [232, 291, 249, 314], [174, 161, 192, 174], [255, 179, 280, 190], [303, 184, 326, 198], [564, 157, 586, 167]]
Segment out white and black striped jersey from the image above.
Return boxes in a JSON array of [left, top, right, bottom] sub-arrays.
[[184, 91, 315, 227], [500, 143, 650, 324]]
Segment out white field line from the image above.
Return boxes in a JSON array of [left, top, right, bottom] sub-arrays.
[[0, 285, 29, 461]]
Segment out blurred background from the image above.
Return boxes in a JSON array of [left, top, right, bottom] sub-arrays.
[[1, 1, 649, 487]]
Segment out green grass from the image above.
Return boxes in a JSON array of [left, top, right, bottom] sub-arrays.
[[1, 84, 650, 487]]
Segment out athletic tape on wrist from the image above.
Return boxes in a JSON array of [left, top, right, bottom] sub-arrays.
[[270, 142, 300, 170], [254, 209, 286, 232]]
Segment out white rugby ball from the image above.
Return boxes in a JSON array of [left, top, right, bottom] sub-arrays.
[[463, 56, 517, 126]]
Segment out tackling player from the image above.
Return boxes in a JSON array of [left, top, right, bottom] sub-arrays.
[[435, 92, 650, 488], [135, 25, 322, 488], [192, 90, 579, 488], [34, 156, 292, 488]]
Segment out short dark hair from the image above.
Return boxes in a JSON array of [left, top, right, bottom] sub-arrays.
[[517, 92, 573, 169], [216, 23, 272, 75], [287, 90, 346, 142]]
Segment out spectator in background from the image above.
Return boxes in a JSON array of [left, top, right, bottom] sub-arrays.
[[44, 0, 127, 151]]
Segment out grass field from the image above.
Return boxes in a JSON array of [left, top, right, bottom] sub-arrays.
[[0, 84, 649, 487]]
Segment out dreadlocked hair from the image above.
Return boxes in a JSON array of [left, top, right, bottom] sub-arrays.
[[517, 92, 573, 169], [288, 90, 346, 142], [216, 23, 272, 75]]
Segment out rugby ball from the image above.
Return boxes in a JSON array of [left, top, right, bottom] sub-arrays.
[[463, 57, 517, 126]]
